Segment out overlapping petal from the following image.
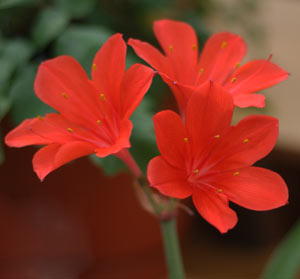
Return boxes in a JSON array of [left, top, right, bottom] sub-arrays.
[[147, 156, 192, 199], [224, 59, 289, 97], [33, 141, 95, 181], [153, 110, 187, 169], [197, 32, 247, 85], [207, 115, 278, 171], [153, 19, 198, 84], [91, 33, 126, 112], [120, 64, 154, 119], [192, 190, 238, 233], [185, 82, 233, 158], [211, 167, 288, 211]]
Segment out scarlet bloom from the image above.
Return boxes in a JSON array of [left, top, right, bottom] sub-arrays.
[[147, 81, 288, 233], [5, 34, 154, 180], [129, 19, 288, 115]]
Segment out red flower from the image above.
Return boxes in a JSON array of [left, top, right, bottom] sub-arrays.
[[147, 81, 288, 233], [5, 34, 154, 180], [129, 19, 288, 115]]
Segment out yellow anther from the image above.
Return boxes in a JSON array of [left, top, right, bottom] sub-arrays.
[[169, 45, 173, 53], [234, 171, 239, 176], [37, 115, 44, 120], [214, 134, 220, 139], [192, 44, 197, 51], [99, 93, 105, 101], [96, 120, 102, 126], [193, 169, 199, 174], [221, 41, 227, 49], [184, 137, 188, 143], [199, 68, 204, 75], [218, 189, 223, 193], [66, 128, 73, 133], [243, 138, 249, 143], [92, 63, 96, 71], [235, 62, 240, 69], [231, 77, 237, 83], [62, 92, 68, 99]]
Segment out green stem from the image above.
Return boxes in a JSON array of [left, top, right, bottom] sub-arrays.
[[161, 218, 185, 279]]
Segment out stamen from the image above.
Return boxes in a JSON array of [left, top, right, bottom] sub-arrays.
[[199, 68, 204, 75], [192, 44, 196, 51], [231, 77, 237, 83], [62, 92, 68, 99], [234, 171, 239, 176], [100, 93, 105, 101], [243, 138, 249, 143], [66, 128, 73, 133], [218, 189, 223, 193], [37, 116, 44, 120], [214, 134, 220, 139], [184, 137, 188, 143], [92, 63, 97, 71], [193, 169, 199, 174], [221, 41, 227, 49], [235, 62, 240, 69], [169, 45, 173, 53], [96, 120, 102, 126]]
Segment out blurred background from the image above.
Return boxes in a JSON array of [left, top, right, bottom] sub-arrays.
[[0, 0, 299, 278]]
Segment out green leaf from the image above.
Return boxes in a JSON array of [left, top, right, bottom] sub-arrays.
[[31, 7, 70, 48], [10, 64, 53, 124], [54, 0, 96, 18], [89, 154, 127, 176], [262, 219, 300, 279], [54, 24, 112, 72], [0, 0, 35, 9]]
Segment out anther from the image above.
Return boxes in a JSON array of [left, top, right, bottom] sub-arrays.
[[199, 68, 204, 75], [192, 44, 196, 51], [66, 128, 73, 133], [62, 92, 68, 99], [231, 77, 237, 83], [92, 63, 96, 71], [235, 62, 240, 69], [214, 134, 220, 139], [37, 116, 44, 120], [96, 120, 102, 126], [193, 169, 199, 174], [234, 171, 239, 176], [221, 41, 227, 49], [243, 138, 249, 143], [184, 137, 188, 143], [218, 189, 223, 193], [169, 45, 173, 53], [100, 93, 105, 101]]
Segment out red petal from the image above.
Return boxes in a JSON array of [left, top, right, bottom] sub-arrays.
[[91, 33, 126, 113], [233, 93, 265, 108], [197, 32, 247, 85], [5, 118, 53, 147], [147, 156, 192, 199], [212, 167, 288, 211], [185, 81, 233, 159], [33, 141, 95, 181], [192, 189, 238, 233], [121, 64, 154, 119], [128, 38, 169, 74], [153, 110, 187, 169], [208, 115, 278, 171], [95, 119, 132, 157], [224, 59, 289, 104], [34, 56, 101, 127], [153, 19, 198, 84]]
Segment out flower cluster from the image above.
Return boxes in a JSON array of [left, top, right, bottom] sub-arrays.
[[5, 19, 289, 232]]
